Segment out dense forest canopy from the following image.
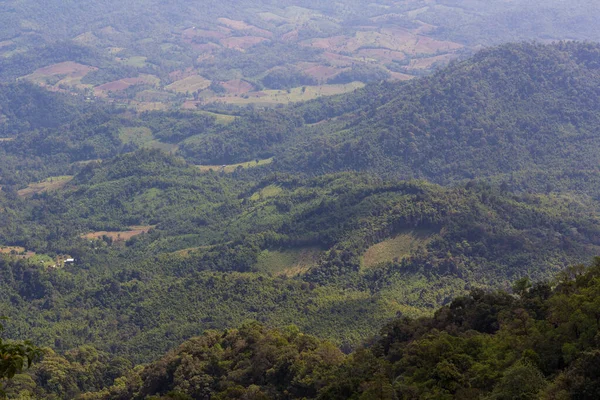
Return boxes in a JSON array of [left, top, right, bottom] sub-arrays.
[[5, 261, 600, 399]]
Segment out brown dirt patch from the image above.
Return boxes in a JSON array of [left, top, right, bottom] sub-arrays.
[[220, 36, 268, 50], [410, 36, 463, 55], [221, 79, 254, 94], [322, 52, 356, 67], [34, 62, 97, 78], [18, 176, 73, 198], [217, 18, 272, 37], [96, 80, 130, 91], [300, 64, 341, 80], [0, 40, 14, 49], [0, 246, 26, 254], [81, 226, 154, 241], [218, 18, 253, 30], [95, 75, 157, 92], [305, 35, 349, 51]]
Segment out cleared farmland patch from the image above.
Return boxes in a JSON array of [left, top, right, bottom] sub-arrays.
[[81, 226, 154, 241], [256, 247, 322, 276], [220, 36, 269, 50], [18, 176, 73, 197], [362, 230, 434, 269], [119, 127, 153, 146], [197, 157, 273, 173], [205, 82, 364, 106], [23, 61, 97, 89], [95, 74, 159, 94], [217, 18, 272, 37], [250, 185, 283, 201], [165, 75, 211, 93], [221, 79, 254, 95]]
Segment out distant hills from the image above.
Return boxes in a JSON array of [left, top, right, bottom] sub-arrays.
[[2, 1, 600, 109], [271, 42, 600, 196]]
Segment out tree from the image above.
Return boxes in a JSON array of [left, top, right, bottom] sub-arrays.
[[0, 317, 43, 397]]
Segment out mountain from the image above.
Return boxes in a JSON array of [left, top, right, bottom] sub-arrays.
[[3, 41, 600, 399], [210, 42, 600, 196]]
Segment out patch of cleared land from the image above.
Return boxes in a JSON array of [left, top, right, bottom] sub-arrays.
[[256, 247, 322, 276], [0, 246, 26, 254], [120, 56, 148, 67], [250, 185, 283, 201], [23, 61, 97, 89], [119, 127, 153, 146], [362, 230, 434, 269], [95, 74, 159, 94], [220, 36, 269, 50], [221, 79, 254, 95], [119, 127, 178, 152], [197, 157, 273, 173], [18, 176, 73, 197], [195, 110, 236, 124], [81, 226, 154, 241], [203, 82, 364, 106], [217, 18, 272, 37], [165, 75, 211, 93]]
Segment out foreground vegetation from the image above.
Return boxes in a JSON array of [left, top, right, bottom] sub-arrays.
[[3, 260, 600, 399]]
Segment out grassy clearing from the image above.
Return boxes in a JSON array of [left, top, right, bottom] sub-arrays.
[[196, 110, 236, 124], [204, 82, 364, 106], [197, 157, 273, 173], [119, 127, 153, 146], [121, 56, 147, 67], [250, 185, 283, 201], [256, 247, 322, 276], [81, 226, 154, 241], [165, 75, 211, 93], [362, 230, 434, 269], [18, 176, 73, 197]]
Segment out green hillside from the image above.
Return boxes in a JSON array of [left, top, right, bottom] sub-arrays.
[[6, 260, 600, 399], [1, 149, 600, 367], [271, 42, 600, 191], [2, 41, 600, 399]]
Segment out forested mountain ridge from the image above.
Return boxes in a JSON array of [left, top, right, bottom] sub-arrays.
[[7, 261, 600, 399], [272, 42, 600, 191], [2, 149, 600, 370]]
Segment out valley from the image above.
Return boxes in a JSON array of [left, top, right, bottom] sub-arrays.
[[1, 1, 600, 399]]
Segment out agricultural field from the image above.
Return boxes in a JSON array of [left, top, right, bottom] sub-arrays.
[[17, 176, 74, 198], [192, 82, 365, 107], [21, 62, 97, 90], [362, 230, 434, 269], [197, 157, 273, 173], [3, 1, 486, 110], [256, 247, 323, 277], [81, 225, 154, 241]]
